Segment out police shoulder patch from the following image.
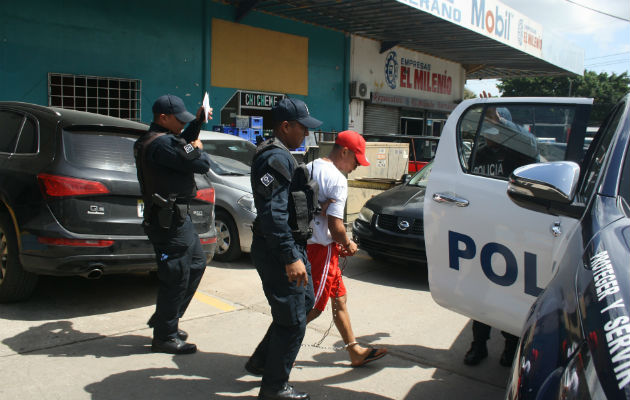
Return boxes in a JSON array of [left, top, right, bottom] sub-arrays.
[[183, 143, 195, 154], [261, 173, 275, 187]]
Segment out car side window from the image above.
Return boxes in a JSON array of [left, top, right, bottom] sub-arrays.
[[0, 110, 25, 153], [15, 118, 38, 154], [579, 102, 625, 201], [620, 140, 629, 214], [458, 106, 482, 170], [458, 104, 581, 179]]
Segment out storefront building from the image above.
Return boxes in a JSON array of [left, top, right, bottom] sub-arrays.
[[1, 0, 583, 137], [349, 36, 464, 137], [0, 1, 348, 132]]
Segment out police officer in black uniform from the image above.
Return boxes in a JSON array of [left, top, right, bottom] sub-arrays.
[[245, 98, 321, 400], [134, 94, 212, 354]]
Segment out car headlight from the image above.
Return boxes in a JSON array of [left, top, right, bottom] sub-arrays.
[[237, 194, 257, 214], [358, 206, 374, 223]]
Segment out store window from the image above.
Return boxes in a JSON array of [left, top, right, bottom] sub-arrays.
[[401, 117, 423, 135], [48, 73, 142, 121]]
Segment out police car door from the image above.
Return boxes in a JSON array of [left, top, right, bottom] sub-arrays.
[[424, 97, 593, 336]]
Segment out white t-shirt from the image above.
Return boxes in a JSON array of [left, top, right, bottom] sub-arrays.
[[307, 158, 347, 246]]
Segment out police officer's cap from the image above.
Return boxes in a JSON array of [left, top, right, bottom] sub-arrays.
[[272, 98, 322, 129], [152, 94, 196, 124]]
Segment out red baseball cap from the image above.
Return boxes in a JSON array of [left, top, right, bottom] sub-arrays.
[[335, 130, 370, 166]]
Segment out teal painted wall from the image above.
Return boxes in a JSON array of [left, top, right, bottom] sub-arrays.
[[0, 0, 347, 130]]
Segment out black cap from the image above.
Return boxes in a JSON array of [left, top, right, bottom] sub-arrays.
[[152, 94, 195, 124], [272, 97, 322, 129]]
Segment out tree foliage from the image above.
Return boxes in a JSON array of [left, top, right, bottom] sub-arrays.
[[463, 87, 477, 99], [497, 71, 630, 125]]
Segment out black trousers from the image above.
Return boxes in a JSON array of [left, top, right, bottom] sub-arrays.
[[145, 215, 206, 340], [472, 320, 519, 347], [249, 237, 315, 392]]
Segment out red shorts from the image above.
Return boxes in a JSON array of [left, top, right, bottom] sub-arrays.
[[307, 243, 346, 312]]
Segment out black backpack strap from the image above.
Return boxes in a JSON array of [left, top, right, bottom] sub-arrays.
[[134, 131, 166, 208]]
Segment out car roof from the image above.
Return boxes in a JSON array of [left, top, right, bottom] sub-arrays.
[[198, 130, 250, 142], [459, 97, 594, 106], [0, 101, 148, 134], [364, 134, 440, 139]]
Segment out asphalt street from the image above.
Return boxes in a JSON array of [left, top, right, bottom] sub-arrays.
[[0, 251, 511, 399]]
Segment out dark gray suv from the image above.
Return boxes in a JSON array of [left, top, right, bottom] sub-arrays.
[[0, 102, 217, 302]]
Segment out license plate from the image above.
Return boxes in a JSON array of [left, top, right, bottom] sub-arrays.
[[137, 199, 144, 218]]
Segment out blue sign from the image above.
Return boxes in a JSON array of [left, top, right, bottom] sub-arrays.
[[384, 51, 398, 90]]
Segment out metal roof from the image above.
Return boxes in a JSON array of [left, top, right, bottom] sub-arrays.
[[224, 0, 577, 79]]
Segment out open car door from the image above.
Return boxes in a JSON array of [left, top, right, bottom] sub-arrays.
[[424, 97, 592, 335]]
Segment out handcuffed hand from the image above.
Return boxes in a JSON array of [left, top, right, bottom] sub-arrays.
[[338, 239, 358, 257]]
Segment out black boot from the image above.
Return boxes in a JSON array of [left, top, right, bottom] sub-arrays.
[[151, 337, 196, 354], [464, 341, 488, 365], [500, 339, 518, 367], [258, 383, 309, 400], [245, 357, 265, 376]]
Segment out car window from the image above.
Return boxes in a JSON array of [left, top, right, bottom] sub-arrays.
[[458, 104, 581, 179], [458, 106, 483, 170], [0, 110, 24, 153], [208, 154, 250, 176], [15, 118, 38, 154], [407, 161, 433, 187], [62, 130, 137, 173], [620, 140, 629, 215], [202, 139, 256, 168], [579, 101, 625, 201]]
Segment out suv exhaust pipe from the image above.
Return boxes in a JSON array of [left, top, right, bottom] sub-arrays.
[[83, 264, 105, 279]]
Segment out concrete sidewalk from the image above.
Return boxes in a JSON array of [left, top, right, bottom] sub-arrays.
[[0, 253, 509, 399]]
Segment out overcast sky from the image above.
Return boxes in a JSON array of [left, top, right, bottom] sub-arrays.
[[466, 0, 630, 95]]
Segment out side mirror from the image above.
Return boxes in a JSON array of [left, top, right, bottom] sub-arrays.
[[507, 161, 583, 218], [401, 174, 412, 184]]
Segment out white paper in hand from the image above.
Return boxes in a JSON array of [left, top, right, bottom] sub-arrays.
[[202, 92, 210, 122]]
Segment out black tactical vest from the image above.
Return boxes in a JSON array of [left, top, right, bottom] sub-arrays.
[[253, 138, 320, 242], [134, 131, 197, 217]]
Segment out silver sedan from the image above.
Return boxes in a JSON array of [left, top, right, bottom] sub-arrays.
[[199, 130, 256, 262]]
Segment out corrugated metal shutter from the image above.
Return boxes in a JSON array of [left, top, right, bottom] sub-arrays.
[[363, 104, 399, 135]]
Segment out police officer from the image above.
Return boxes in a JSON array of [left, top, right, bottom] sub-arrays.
[[471, 106, 538, 178], [245, 98, 321, 400], [134, 94, 212, 354], [464, 320, 519, 366]]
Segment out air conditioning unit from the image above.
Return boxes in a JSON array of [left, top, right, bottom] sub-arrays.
[[350, 81, 370, 100]]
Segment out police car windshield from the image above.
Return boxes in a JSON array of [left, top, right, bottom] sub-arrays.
[[408, 161, 433, 187]]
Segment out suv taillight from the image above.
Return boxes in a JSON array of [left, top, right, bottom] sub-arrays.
[[195, 188, 215, 203], [37, 237, 114, 247], [37, 173, 110, 197]]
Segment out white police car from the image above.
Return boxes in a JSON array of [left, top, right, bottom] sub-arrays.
[[424, 95, 630, 398]]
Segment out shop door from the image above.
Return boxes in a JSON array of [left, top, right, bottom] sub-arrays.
[[426, 119, 446, 136], [401, 117, 424, 135], [364, 104, 400, 135]]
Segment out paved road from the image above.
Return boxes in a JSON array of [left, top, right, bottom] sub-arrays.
[[0, 251, 510, 399]]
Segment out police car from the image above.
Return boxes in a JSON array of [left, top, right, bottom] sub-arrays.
[[424, 95, 630, 398]]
